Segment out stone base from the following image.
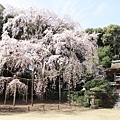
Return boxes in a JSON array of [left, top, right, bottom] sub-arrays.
[[90, 105, 98, 109]]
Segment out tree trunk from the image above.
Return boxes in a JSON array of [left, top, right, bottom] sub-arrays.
[[13, 83, 17, 106]]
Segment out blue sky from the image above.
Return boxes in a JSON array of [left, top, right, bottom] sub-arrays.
[[0, 0, 120, 28]]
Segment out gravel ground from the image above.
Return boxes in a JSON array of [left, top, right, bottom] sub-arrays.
[[0, 108, 120, 120]]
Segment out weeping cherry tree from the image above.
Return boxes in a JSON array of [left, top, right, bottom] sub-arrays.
[[0, 6, 99, 105]]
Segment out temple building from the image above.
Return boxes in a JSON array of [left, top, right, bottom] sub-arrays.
[[105, 60, 120, 96]]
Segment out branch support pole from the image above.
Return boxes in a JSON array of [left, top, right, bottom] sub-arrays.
[[31, 68, 34, 106], [59, 75, 61, 105], [4, 81, 7, 105], [13, 83, 17, 106], [26, 81, 28, 104]]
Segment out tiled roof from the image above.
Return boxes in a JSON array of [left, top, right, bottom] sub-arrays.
[[111, 60, 120, 69]]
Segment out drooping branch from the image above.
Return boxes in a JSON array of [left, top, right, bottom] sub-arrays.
[[6, 79, 28, 96]]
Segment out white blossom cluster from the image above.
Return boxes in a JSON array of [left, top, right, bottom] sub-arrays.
[[6, 79, 27, 96], [0, 77, 12, 94]]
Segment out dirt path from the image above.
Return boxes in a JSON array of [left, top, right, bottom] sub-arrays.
[[0, 108, 120, 120]]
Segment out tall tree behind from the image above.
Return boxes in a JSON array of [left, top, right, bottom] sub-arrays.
[[86, 24, 120, 68], [102, 24, 120, 59]]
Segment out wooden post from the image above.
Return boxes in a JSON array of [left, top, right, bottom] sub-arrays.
[[4, 81, 7, 105], [68, 80, 71, 106], [13, 83, 17, 106], [58, 104, 60, 110], [113, 73, 116, 81], [26, 81, 28, 104], [43, 105, 45, 111], [28, 106, 30, 111], [59, 75, 61, 104], [31, 69, 34, 106]]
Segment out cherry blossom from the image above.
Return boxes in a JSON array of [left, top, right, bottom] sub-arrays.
[[0, 7, 99, 97]]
